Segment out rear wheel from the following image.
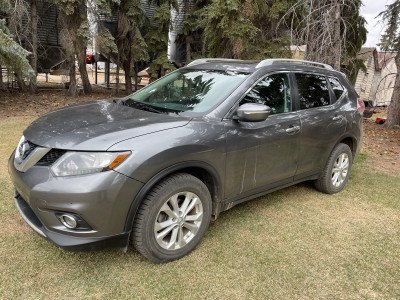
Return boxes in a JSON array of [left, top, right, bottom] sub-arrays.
[[314, 143, 353, 194], [132, 173, 212, 263]]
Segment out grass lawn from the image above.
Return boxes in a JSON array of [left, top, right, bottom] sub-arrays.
[[0, 117, 399, 299]]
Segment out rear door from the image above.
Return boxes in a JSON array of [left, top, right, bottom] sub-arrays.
[[293, 73, 347, 180]]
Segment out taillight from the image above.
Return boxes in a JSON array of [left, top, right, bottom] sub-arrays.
[[357, 98, 365, 111]]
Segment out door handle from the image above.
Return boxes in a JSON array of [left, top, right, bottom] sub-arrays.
[[285, 125, 300, 134], [332, 115, 341, 121]]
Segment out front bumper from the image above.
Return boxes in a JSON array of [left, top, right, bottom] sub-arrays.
[[15, 191, 129, 250], [9, 152, 143, 251]]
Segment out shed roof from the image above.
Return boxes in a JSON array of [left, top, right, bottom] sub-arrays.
[[357, 47, 379, 71]]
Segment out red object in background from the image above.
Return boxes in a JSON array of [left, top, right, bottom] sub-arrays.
[[86, 53, 94, 64], [376, 117, 386, 125], [357, 98, 365, 111]]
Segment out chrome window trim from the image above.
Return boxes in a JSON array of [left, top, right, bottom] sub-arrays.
[[224, 71, 293, 120]]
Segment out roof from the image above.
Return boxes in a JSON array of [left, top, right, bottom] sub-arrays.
[[185, 58, 338, 74], [186, 60, 259, 73], [357, 47, 376, 60], [377, 52, 397, 69], [357, 47, 379, 71]]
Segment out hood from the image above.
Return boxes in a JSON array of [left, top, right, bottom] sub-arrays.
[[23, 100, 191, 151]]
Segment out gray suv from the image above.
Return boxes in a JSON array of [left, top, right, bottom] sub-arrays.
[[9, 59, 364, 263]]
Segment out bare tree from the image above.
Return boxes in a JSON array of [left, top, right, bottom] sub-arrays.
[[29, 0, 37, 92], [378, 1, 400, 128], [59, 12, 78, 96], [280, 0, 366, 74]]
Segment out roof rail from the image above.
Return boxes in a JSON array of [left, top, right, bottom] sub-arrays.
[[256, 59, 334, 70], [186, 58, 252, 67]]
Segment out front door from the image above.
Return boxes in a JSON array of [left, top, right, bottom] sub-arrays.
[[224, 73, 301, 200]]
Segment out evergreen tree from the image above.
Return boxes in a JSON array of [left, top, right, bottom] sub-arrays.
[[178, 0, 210, 61], [0, 1, 35, 87], [114, 0, 148, 91], [193, 0, 294, 60], [340, 0, 367, 82], [146, 0, 178, 79], [55, 0, 92, 94], [92, 0, 149, 91], [378, 0, 400, 128]]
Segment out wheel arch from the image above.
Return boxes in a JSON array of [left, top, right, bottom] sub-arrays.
[[335, 134, 358, 159], [123, 161, 223, 232]]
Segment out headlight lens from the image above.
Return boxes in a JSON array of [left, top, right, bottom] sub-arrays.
[[50, 151, 130, 177]]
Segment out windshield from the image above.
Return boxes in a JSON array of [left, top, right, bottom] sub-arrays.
[[125, 69, 248, 114]]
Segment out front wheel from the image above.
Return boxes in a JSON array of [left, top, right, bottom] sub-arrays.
[[314, 143, 353, 194], [132, 173, 212, 263]]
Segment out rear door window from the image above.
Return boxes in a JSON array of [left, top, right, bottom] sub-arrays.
[[240, 73, 291, 115], [328, 77, 345, 102], [295, 74, 330, 109]]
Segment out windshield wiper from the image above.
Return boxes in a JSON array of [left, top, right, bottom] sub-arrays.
[[118, 99, 167, 114], [138, 104, 166, 114]]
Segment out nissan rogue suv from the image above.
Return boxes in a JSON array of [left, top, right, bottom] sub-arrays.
[[9, 59, 364, 263]]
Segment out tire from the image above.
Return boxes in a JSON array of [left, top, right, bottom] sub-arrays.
[[314, 143, 353, 194], [132, 173, 212, 263]]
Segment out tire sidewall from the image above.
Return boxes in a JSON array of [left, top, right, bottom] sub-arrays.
[[325, 144, 353, 193], [140, 175, 211, 262]]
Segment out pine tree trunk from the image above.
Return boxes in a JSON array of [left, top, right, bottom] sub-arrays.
[[67, 56, 78, 96], [125, 71, 132, 93], [184, 0, 191, 63], [76, 42, 92, 94], [15, 73, 27, 91], [333, 1, 341, 70], [386, 55, 400, 128], [134, 63, 139, 92], [29, 0, 38, 93], [115, 0, 133, 92], [0, 65, 3, 89], [304, 0, 314, 59], [115, 59, 120, 96], [186, 36, 191, 63]]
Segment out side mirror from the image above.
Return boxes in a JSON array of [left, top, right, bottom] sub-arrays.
[[235, 103, 271, 122]]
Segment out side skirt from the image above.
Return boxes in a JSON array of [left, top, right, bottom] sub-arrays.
[[216, 172, 320, 216]]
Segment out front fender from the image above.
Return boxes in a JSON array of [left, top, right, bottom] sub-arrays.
[[122, 161, 223, 232]]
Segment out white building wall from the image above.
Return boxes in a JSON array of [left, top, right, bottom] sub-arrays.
[[354, 55, 377, 101], [375, 59, 397, 106]]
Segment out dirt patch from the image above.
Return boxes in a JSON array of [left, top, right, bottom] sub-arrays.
[[0, 84, 130, 118], [362, 107, 400, 175]]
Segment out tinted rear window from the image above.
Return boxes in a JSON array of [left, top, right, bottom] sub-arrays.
[[295, 74, 330, 109], [328, 77, 345, 101]]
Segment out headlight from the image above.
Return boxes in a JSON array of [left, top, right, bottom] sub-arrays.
[[50, 151, 130, 177]]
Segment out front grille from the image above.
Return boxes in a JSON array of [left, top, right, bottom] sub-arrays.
[[22, 141, 37, 160], [35, 149, 66, 166]]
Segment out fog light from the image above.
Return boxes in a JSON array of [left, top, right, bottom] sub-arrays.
[[60, 214, 78, 229]]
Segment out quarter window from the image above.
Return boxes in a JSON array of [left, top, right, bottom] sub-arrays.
[[328, 77, 345, 101], [295, 74, 330, 109], [240, 73, 291, 115]]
